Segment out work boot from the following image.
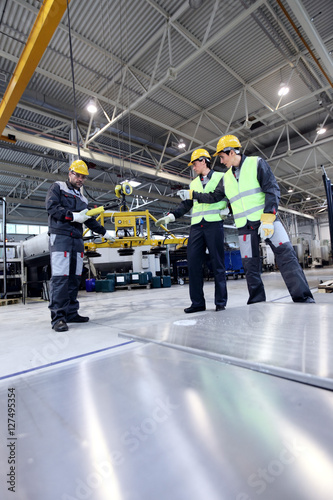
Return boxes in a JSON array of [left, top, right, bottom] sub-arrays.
[[67, 314, 90, 323], [301, 297, 315, 303], [215, 305, 226, 311], [52, 320, 68, 332], [184, 305, 206, 314]]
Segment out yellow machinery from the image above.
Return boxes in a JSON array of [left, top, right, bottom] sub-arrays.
[[83, 183, 188, 254]]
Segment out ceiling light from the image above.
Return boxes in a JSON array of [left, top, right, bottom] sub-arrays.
[[316, 125, 326, 135], [306, 196, 311, 201], [87, 99, 97, 114], [278, 83, 289, 96], [178, 139, 186, 149], [287, 187, 293, 193]]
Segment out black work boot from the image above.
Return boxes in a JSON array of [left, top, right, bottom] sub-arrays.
[[184, 305, 206, 314], [52, 320, 68, 332], [67, 314, 89, 323]]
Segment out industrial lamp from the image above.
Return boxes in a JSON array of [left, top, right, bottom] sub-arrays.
[[87, 99, 98, 114], [278, 83, 289, 96], [316, 125, 326, 135]]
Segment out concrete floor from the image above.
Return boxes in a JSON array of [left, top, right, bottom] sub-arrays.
[[1, 267, 332, 379]]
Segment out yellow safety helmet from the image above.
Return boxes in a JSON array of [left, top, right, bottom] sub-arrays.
[[188, 148, 211, 166], [214, 135, 242, 156], [69, 159, 89, 176]]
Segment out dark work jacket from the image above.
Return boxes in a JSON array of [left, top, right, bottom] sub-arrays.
[[45, 180, 106, 238]]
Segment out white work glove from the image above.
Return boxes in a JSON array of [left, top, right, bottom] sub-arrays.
[[258, 213, 276, 239], [177, 189, 193, 201], [72, 209, 91, 223], [219, 208, 229, 220], [104, 230, 116, 243], [155, 213, 176, 227]]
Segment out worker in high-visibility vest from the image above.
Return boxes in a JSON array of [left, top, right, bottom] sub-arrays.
[[46, 160, 115, 332], [178, 136, 314, 304], [155, 149, 228, 313]]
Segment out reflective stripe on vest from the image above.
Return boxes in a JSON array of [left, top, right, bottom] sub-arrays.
[[190, 171, 227, 224], [223, 156, 265, 228]]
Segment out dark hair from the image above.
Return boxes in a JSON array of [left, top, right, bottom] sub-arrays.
[[224, 148, 241, 156], [202, 157, 211, 168]]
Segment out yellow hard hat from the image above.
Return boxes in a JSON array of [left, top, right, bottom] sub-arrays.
[[214, 135, 242, 156], [188, 148, 211, 166], [69, 159, 89, 176]]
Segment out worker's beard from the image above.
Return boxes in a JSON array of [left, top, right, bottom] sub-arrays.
[[69, 177, 83, 190]]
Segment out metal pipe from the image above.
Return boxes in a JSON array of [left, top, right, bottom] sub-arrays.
[[276, 0, 333, 88]]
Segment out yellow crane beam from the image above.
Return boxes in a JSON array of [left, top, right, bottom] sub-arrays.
[[0, 0, 70, 138]]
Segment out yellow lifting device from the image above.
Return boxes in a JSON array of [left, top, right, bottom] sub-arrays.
[[83, 184, 188, 255]]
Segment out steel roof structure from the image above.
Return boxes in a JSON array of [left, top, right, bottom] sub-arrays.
[[0, 0, 332, 231]]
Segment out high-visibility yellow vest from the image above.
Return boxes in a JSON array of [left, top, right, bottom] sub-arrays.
[[190, 171, 227, 224], [223, 156, 265, 228]]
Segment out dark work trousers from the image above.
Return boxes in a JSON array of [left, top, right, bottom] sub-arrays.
[[186, 220, 227, 308], [49, 234, 84, 326], [238, 220, 314, 304]]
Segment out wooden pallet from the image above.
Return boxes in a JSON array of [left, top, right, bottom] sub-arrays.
[[0, 298, 20, 306], [318, 280, 333, 293]]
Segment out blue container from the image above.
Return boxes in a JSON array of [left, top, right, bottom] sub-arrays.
[[106, 273, 116, 283], [130, 272, 140, 283], [152, 276, 161, 288], [231, 250, 244, 273], [85, 278, 96, 292], [115, 273, 129, 285], [95, 279, 115, 292], [139, 272, 149, 285], [162, 276, 171, 287]]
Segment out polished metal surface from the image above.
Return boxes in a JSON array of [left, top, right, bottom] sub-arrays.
[[1, 342, 333, 500], [121, 302, 333, 389]]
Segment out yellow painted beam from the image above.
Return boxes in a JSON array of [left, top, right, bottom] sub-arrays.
[[0, 0, 70, 135]]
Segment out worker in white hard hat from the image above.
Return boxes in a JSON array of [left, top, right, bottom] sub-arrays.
[[179, 135, 314, 304], [46, 159, 115, 332], [155, 148, 228, 313]]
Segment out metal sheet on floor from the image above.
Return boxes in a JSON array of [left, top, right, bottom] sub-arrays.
[[121, 302, 333, 389], [0, 342, 333, 500]]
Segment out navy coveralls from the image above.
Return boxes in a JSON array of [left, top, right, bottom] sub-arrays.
[[46, 181, 106, 326], [171, 170, 227, 309]]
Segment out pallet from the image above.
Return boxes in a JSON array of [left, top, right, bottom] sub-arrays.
[[318, 280, 333, 293], [0, 298, 20, 306], [115, 283, 151, 290]]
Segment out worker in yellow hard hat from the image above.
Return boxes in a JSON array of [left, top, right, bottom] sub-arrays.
[[179, 135, 314, 304], [45, 159, 115, 332], [155, 148, 228, 313]]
